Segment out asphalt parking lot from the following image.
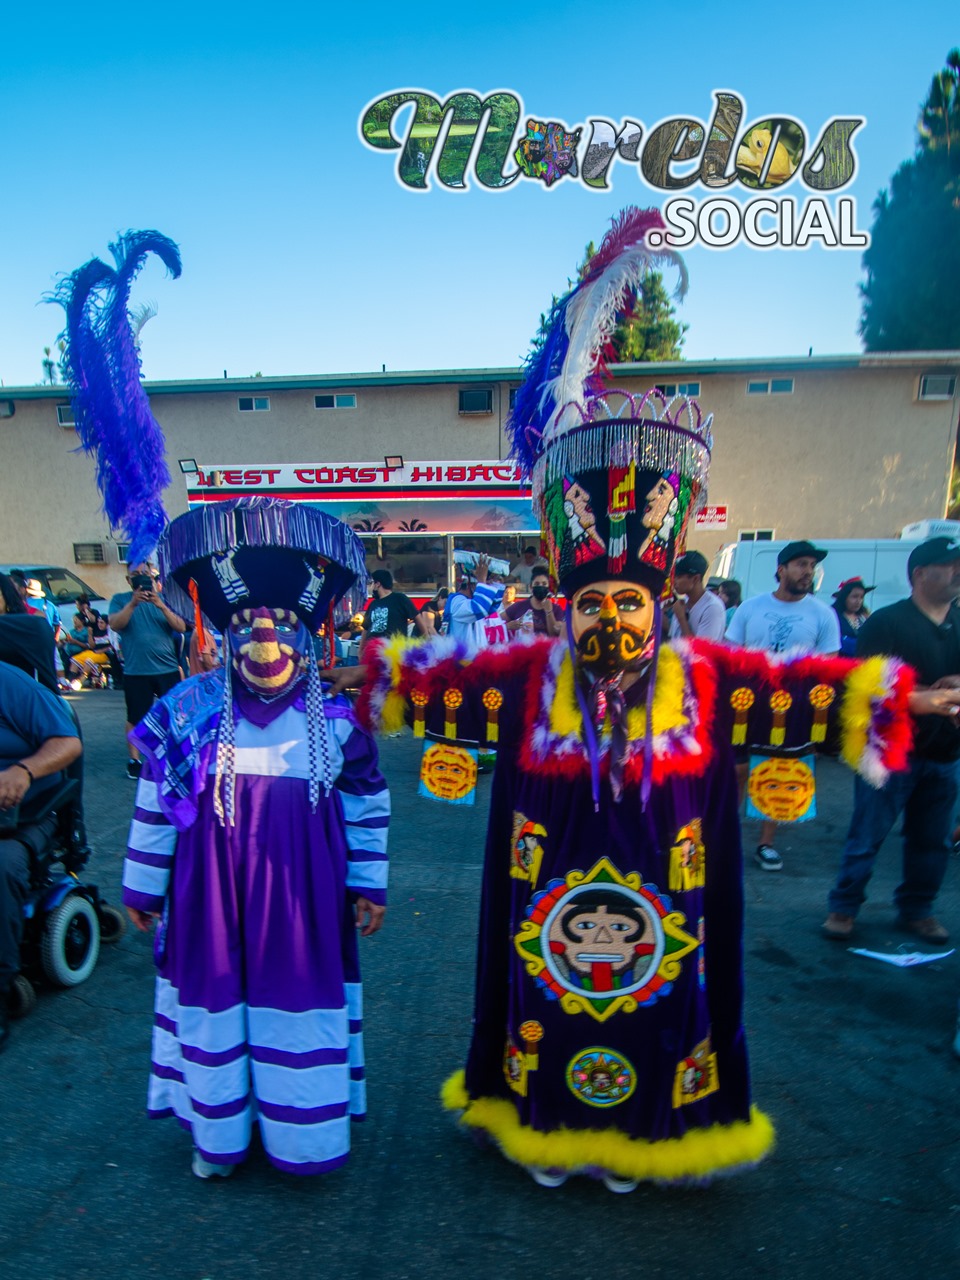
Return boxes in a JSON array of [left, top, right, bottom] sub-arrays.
[[1, 687, 958, 1280]]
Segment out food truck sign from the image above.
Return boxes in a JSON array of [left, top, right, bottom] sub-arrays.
[[187, 461, 528, 501], [185, 462, 537, 534]]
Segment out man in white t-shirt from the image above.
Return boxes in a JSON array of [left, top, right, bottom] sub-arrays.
[[668, 551, 727, 642], [726, 540, 841, 871]]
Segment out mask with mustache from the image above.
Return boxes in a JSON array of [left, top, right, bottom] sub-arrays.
[[229, 607, 310, 697], [575, 592, 655, 678]]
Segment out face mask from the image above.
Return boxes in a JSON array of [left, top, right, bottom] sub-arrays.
[[531, 583, 549, 601], [229, 607, 309, 697], [575, 592, 654, 678]]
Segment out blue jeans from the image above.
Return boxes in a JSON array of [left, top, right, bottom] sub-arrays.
[[828, 757, 958, 921]]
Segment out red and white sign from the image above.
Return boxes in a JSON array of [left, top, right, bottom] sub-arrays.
[[695, 505, 728, 531], [187, 461, 528, 502]]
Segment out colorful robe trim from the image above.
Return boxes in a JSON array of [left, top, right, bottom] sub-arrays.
[[441, 1071, 774, 1182], [694, 640, 913, 787], [521, 641, 717, 784]]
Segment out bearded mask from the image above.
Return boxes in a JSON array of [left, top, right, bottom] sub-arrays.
[[229, 607, 310, 697], [572, 585, 655, 678]]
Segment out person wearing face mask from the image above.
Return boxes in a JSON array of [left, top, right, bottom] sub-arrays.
[[503, 565, 563, 638], [329, 213, 918, 1192], [121, 499, 388, 1180]]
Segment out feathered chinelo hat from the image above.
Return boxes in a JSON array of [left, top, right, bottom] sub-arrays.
[[507, 208, 713, 599]]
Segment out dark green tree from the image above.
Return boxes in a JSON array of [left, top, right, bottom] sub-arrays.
[[860, 50, 960, 350], [528, 244, 687, 361]]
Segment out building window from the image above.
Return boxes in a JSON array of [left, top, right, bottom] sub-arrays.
[[116, 543, 130, 564], [746, 379, 794, 396], [919, 374, 957, 401], [678, 381, 701, 396], [57, 404, 76, 427], [655, 381, 702, 397], [73, 542, 106, 565], [238, 396, 270, 412], [458, 388, 493, 415], [654, 383, 676, 397], [509, 387, 519, 409], [315, 393, 357, 409], [738, 529, 775, 541]]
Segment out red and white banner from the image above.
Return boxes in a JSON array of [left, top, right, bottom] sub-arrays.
[[187, 461, 528, 502]]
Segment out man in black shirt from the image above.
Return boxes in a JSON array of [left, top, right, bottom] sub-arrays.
[[824, 536, 960, 942], [359, 570, 424, 658]]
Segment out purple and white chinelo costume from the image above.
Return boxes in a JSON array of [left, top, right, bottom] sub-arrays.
[[122, 671, 388, 1174], [120, 497, 378, 1176]]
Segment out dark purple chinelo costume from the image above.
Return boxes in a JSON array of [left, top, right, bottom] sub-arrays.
[[122, 499, 386, 1175], [360, 210, 912, 1186]]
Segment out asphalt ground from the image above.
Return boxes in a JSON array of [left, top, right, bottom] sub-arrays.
[[1, 687, 958, 1280]]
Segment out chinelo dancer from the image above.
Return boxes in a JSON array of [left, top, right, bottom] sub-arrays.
[[335, 208, 915, 1192], [54, 233, 387, 1179]]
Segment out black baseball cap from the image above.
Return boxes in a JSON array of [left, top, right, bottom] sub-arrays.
[[777, 540, 827, 567], [907, 536, 960, 579], [674, 550, 709, 577]]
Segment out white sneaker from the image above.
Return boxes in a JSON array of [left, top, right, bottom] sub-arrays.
[[191, 1149, 235, 1180], [527, 1166, 568, 1188], [602, 1172, 640, 1194], [754, 844, 783, 872]]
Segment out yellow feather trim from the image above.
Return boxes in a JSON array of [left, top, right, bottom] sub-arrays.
[[838, 655, 888, 773], [440, 1069, 774, 1180], [379, 634, 418, 732], [549, 647, 690, 742]]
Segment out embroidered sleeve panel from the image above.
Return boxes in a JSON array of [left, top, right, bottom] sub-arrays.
[[357, 634, 553, 745], [694, 639, 914, 785]]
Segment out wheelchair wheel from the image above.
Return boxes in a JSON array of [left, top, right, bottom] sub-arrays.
[[41, 894, 100, 987], [8, 974, 37, 1019], [98, 904, 127, 944]]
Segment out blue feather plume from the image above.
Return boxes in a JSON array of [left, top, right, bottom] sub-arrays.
[[54, 231, 182, 568]]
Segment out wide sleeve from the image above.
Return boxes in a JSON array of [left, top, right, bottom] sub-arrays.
[[330, 711, 390, 906], [122, 755, 178, 913], [356, 633, 547, 746], [695, 638, 914, 787]]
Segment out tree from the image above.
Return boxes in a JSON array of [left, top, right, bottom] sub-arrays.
[[528, 244, 687, 362], [578, 242, 687, 362], [859, 49, 960, 351]]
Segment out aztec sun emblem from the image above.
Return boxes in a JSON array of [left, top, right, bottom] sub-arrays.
[[747, 755, 816, 823], [419, 742, 478, 802], [514, 858, 698, 1022]]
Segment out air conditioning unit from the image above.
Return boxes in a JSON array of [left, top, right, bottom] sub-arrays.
[[73, 542, 106, 565], [918, 374, 957, 401], [458, 388, 493, 415]]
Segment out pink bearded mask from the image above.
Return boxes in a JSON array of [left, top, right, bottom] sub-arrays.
[[228, 607, 311, 697]]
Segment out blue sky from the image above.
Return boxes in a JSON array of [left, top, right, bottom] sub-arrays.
[[0, 2, 956, 387]]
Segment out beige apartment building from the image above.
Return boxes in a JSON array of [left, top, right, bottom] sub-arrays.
[[0, 352, 957, 601]]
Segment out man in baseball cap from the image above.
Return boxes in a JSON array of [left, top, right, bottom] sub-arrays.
[[669, 550, 727, 641], [824, 535, 960, 942]]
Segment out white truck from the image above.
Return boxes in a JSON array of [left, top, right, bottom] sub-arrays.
[[709, 520, 960, 615]]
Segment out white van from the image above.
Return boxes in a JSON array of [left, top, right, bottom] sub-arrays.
[[709, 538, 931, 615]]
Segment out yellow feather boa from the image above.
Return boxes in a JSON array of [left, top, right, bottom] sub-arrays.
[[549, 646, 690, 741], [838, 655, 889, 775], [441, 1070, 774, 1181]]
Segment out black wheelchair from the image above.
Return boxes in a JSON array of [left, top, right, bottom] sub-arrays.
[[5, 778, 125, 1020]]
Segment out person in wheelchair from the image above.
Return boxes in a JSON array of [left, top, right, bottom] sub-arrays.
[[0, 660, 82, 1052]]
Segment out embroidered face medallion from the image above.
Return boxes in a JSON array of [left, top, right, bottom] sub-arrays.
[[570, 580, 655, 677], [747, 754, 816, 823], [229, 607, 308, 697], [515, 858, 698, 1022], [418, 741, 478, 803]]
